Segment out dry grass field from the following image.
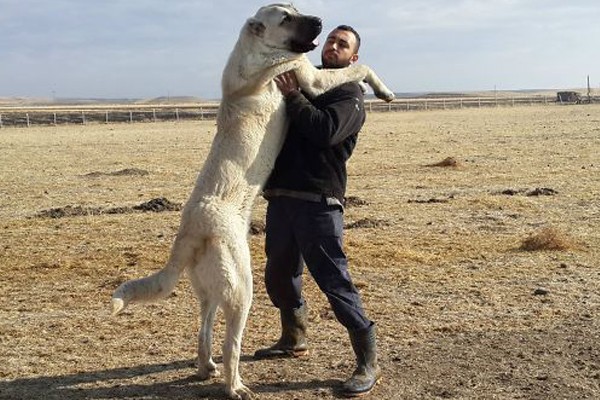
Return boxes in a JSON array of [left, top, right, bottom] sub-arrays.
[[1, 105, 599, 399]]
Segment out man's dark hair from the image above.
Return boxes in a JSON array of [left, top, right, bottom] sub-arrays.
[[335, 24, 361, 52]]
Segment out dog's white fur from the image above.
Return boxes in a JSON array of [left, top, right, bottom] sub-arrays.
[[111, 4, 393, 399]]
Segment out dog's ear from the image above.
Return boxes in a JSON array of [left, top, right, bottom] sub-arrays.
[[247, 18, 266, 37]]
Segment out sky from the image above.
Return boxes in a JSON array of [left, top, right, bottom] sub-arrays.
[[1, 0, 598, 100]]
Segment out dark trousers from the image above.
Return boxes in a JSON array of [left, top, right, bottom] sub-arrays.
[[264, 196, 372, 331]]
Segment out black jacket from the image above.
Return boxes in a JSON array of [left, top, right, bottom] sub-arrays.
[[264, 81, 366, 203]]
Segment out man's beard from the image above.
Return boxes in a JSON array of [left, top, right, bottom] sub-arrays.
[[321, 56, 350, 69]]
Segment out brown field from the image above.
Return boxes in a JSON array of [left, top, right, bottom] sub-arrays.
[[1, 105, 599, 399]]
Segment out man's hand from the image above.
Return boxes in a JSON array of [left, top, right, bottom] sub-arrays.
[[274, 71, 300, 97]]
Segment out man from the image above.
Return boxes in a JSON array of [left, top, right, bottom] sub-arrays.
[[254, 25, 381, 397]]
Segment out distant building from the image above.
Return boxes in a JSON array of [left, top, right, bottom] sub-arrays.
[[556, 91, 581, 104]]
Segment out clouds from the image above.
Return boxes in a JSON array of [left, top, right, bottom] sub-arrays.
[[360, 0, 599, 92], [1, 0, 232, 98], [1, 0, 598, 98]]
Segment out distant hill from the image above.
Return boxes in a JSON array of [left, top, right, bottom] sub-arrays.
[[136, 96, 206, 104], [2, 88, 591, 107], [0, 96, 210, 107]]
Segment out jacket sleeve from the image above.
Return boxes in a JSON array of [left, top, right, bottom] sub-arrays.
[[284, 83, 365, 148]]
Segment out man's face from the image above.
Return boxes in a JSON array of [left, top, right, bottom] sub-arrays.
[[321, 29, 359, 68]]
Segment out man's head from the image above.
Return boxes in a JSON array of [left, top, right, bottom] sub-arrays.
[[321, 25, 361, 68]]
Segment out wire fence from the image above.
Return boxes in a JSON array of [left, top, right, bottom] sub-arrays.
[[367, 95, 557, 112], [0, 95, 595, 128], [0, 105, 219, 128]]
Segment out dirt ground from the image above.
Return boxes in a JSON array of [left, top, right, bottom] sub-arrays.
[[1, 105, 599, 399]]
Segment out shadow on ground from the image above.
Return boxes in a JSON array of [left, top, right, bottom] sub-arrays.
[[0, 356, 340, 400]]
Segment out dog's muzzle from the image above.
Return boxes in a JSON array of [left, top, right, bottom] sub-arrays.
[[289, 16, 322, 53]]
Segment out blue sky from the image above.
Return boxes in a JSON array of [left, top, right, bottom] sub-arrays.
[[1, 0, 598, 99]]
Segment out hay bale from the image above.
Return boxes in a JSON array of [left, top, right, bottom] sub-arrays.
[[519, 227, 574, 251]]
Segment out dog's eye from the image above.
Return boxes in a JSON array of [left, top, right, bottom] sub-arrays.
[[281, 14, 292, 24]]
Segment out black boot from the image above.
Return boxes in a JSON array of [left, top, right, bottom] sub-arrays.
[[254, 304, 309, 359], [341, 323, 381, 397]]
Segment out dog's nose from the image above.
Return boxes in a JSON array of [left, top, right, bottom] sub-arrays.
[[309, 16, 322, 27], [310, 16, 322, 33]]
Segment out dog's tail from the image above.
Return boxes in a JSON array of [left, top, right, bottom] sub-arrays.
[[111, 260, 184, 315], [111, 233, 199, 315]]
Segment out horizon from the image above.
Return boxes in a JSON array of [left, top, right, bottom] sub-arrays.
[[1, 86, 595, 105]]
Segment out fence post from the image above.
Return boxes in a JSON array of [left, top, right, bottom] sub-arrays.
[[81, 111, 86, 125], [153, 109, 157, 123], [129, 111, 133, 123], [54, 112, 57, 125], [200, 106, 204, 120], [27, 113, 31, 127], [175, 108, 180, 122], [478, 98, 481, 108], [105, 111, 109, 124], [0, 113, 3, 128]]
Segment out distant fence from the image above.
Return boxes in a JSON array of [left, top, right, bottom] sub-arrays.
[[369, 95, 556, 112], [0, 105, 219, 128], [0, 95, 595, 128]]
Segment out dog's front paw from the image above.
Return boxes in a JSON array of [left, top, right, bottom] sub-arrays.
[[376, 89, 395, 103]]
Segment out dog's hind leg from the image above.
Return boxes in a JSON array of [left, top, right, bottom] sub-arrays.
[[187, 248, 221, 380], [221, 236, 254, 400], [222, 293, 253, 400], [196, 297, 220, 379]]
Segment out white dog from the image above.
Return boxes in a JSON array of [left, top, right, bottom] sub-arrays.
[[111, 3, 394, 399]]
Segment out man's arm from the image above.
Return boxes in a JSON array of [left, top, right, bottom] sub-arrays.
[[275, 71, 365, 148]]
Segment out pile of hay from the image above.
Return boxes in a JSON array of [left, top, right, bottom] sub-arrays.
[[520, 227, 575, 251]]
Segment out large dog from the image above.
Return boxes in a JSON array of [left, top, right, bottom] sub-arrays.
[[111, 3, 393, 399]]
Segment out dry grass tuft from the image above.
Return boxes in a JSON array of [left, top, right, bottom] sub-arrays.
[[519, 227, 575, 251], [425, 156, 462, 168], [345, 217, 391, 229], [83, 168, 150, 178], [344, 195, 369, 207], [250, 219, 266, 235]]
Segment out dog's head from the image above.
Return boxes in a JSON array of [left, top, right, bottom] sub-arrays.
[[246, 3, 322, 53]]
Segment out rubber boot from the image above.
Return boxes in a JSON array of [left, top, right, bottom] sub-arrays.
[[341, 323, 381, 397], [254, 304, 309, 359]]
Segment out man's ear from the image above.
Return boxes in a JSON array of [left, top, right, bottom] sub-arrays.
[[247, 18, 266, 37], [349, 54, 359, 65]]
